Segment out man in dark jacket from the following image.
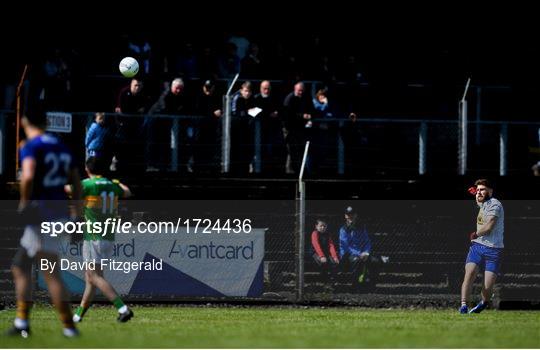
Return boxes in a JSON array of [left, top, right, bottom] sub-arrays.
[[282, 81, 312, 173]]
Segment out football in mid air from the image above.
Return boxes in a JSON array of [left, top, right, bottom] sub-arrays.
[[119, 57, 139, 78]]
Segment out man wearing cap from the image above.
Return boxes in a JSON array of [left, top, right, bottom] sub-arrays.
[[459, 179, 505, 314], [338, 206, 372, 292]]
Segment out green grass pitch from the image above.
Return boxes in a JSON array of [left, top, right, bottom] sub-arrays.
[[1, 305, 539, 348]]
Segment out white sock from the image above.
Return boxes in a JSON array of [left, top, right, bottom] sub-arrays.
[[461, 301, 467, 307], [63, 327, 78, 337], [14, 318, 29, 329], [118, 305, 128, 314]]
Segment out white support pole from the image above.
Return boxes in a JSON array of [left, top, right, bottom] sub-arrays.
[[458, 78, 471, 175], [458, 100, 468, 175], [499, 123, 507, 176], [226, 73, 240, 97], [419, 122, 427, 175], [222, 95, 231, 173], [296, 141, 310, 302], [299, 141, 310, 183], [222, 73, 240, 173]]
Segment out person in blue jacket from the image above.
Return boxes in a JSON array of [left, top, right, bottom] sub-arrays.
[[339, 206, 372, 291], [85, 112, 114, 172]]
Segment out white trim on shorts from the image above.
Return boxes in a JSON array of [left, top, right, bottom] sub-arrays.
[[82, 240, 114, 262], [20, 225, 66, 257]]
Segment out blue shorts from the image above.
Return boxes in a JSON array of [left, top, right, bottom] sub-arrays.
[[466, 242, 503, 275]]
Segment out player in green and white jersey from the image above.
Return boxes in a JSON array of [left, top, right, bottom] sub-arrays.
[[69, 157, 134, 323]]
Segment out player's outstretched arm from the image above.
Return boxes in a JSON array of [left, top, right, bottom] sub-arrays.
[[64, 184, 73, 197], [118, 182, 132, 198]]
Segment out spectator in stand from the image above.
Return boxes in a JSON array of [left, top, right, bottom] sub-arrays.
[[339, 206, 373, 292], [150, 78, 188, 115], [312, 88, 339, 175], [311, 219, 340, 284], [149, 78, 191, 172], [312, 88, 333, 119], [195, 79, 222, 173], [232, 81, 255, 119], [231, 81, 255, 174], [113, 78, 149, 175], [85, 112, 115, 175], [115, 78, 148, 114], [282, 81, 313, 173], [254, 80, 286, 174]]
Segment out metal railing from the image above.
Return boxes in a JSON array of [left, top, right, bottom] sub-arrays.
[[1, 110, 539, 178]]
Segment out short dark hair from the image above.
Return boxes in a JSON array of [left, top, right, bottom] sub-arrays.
[[85, 156, 104, 175], [23, 101, 47, 128], [475, 178, 493, 189]]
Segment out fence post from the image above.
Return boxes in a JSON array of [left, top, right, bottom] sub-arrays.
[[171, 117, 178, 172], [499, 123, 507, 176], [458, 100, 468, 175], [222, 95, 231, 173], [458, 78, 471, 175], [418, 121, 427, 175], [222, 74, 239, 174], [253, 117, 261, 173], [296, 141, 310, 303], [337, 120, 345, 175]]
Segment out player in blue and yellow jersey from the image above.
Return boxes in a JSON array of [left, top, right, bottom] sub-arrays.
[[460, 179, 505, 314], [7, 103, 82, 338]]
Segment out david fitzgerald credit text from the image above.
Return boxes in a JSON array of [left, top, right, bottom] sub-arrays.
[[40, 258, 163, 274]]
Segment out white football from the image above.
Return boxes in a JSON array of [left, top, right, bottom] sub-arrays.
[[119, 57, 139, 78]]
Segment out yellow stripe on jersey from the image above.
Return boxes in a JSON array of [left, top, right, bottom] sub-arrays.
[[85, 195, 101, 209], [84, 195, 119, 211]]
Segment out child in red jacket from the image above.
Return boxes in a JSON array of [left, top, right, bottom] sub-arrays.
[[311, 219, 339, 283]]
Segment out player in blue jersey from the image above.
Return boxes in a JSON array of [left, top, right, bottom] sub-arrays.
[[459, 179, 505, 314], [7, 103, 83, 337]]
